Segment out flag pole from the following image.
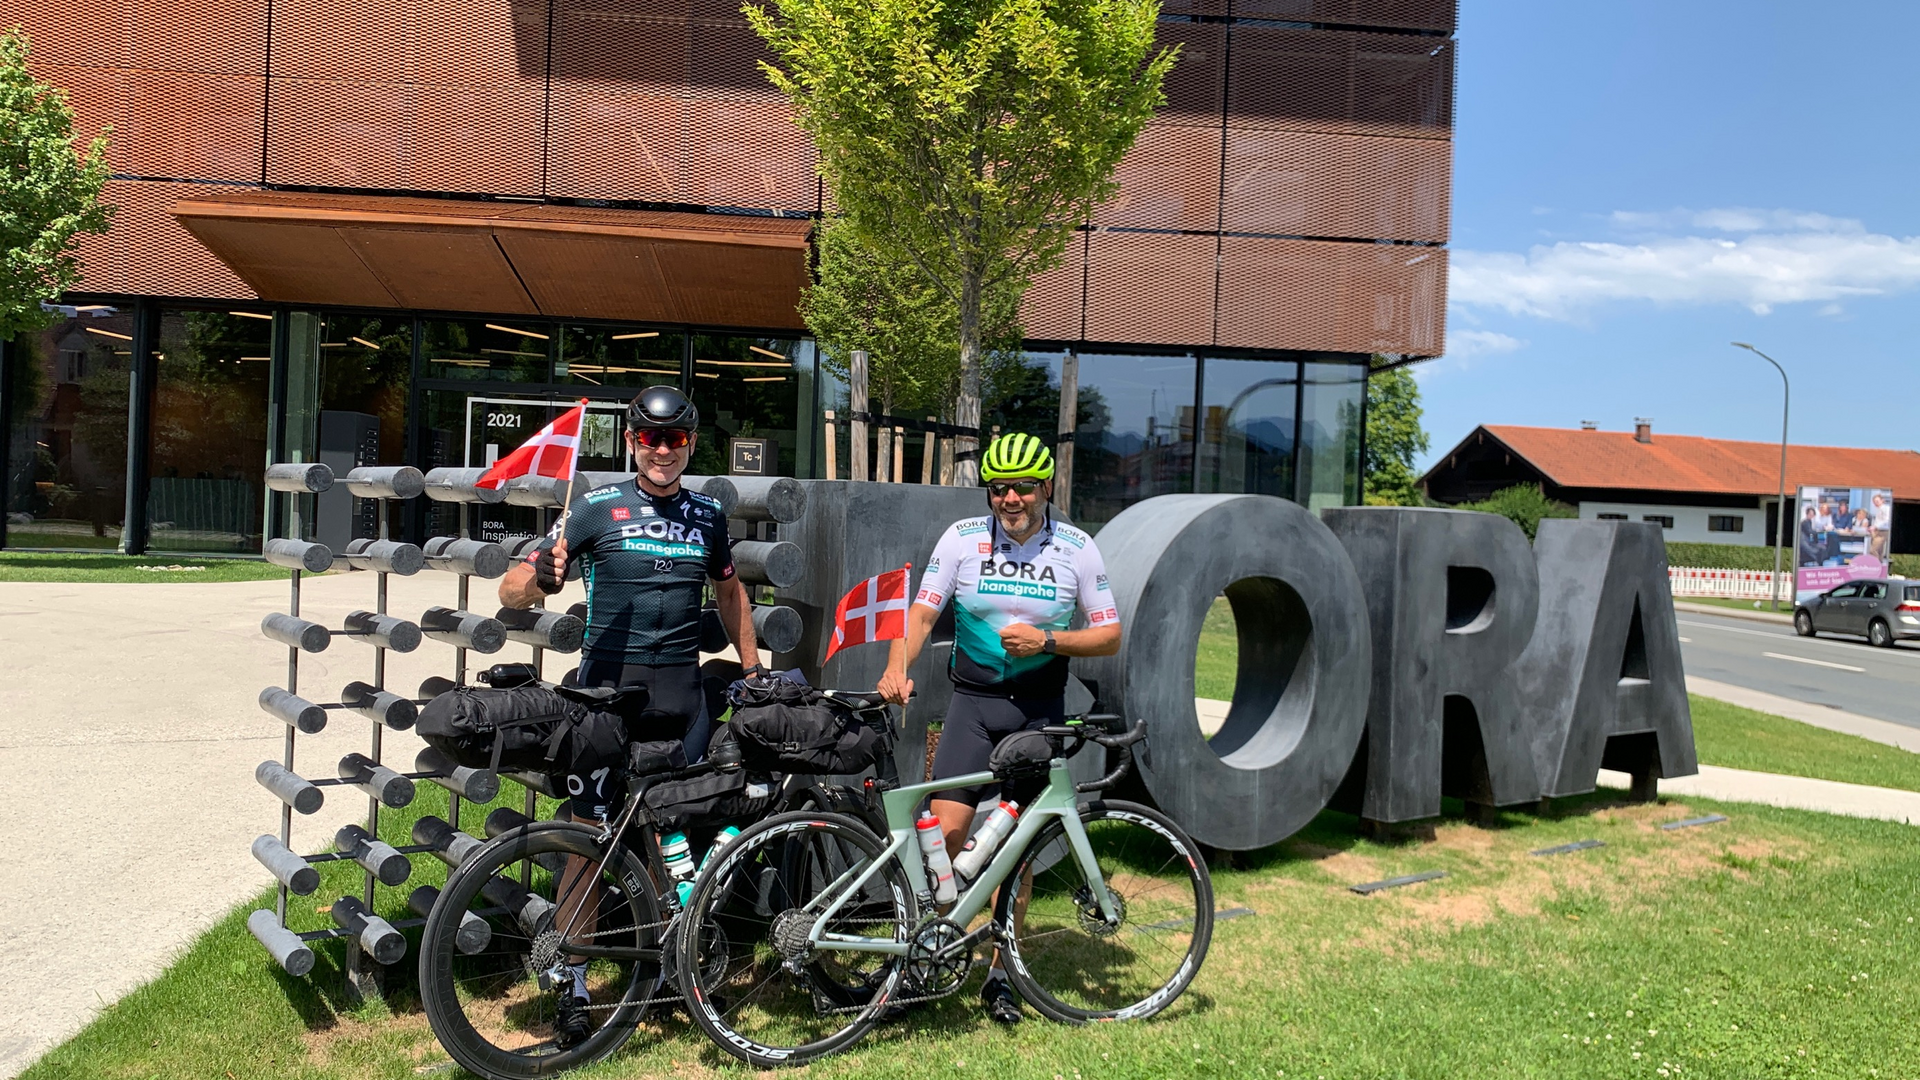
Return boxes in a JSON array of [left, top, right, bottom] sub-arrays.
[[556, 398, 590, 535]]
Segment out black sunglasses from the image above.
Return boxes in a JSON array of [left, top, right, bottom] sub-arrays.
[[987, 481, 1041, 499]]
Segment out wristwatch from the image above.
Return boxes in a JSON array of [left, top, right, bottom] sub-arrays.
[[1042, 630, 1057, 655]]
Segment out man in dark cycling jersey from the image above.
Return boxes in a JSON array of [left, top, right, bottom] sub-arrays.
[[499, 385, 764, 1044], [877, 432, 1121, 1023]]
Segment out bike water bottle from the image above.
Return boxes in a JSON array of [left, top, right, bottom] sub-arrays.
[[699, 826, 743, 874], [662, 831, 696, 906], [950, 801, 1019, 882], [915, 812, 957, 904]]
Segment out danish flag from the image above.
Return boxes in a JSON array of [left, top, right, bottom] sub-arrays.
[[823, 564, 911, 663], [477, 402, 586, 490]]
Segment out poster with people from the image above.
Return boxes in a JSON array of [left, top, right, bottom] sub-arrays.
[[1795, 484, 1895, 601]]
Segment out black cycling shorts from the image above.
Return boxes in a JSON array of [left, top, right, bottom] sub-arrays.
[[928, 690, 1064, 808], [565, 660, 711, 820]]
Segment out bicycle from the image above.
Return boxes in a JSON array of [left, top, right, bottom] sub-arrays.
[[674, 713, 1214, 1068], [417, 689, 900, 1080]]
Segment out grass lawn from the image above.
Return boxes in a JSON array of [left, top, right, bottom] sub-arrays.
[[0, 551, 291, 583], [1689, 694, 1920, 792], [23, 791, 1920, 1079]]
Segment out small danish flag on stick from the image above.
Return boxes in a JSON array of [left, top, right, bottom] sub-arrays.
[[823, 564, 911, 663]]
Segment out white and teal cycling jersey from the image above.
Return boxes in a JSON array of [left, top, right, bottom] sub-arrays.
[[914, 513, 1120, 697]]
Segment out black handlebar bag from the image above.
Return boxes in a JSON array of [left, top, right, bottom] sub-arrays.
[[729, 694, 882, 776], [417, 684, 631, 779]]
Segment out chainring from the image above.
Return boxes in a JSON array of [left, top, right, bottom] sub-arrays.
[[904, 918, 976, 997]]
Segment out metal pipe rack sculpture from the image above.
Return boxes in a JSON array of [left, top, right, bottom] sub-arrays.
[[244, 463, 808, 996]]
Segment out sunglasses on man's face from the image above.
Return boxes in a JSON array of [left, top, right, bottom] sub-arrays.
[[631, 428, 693, 451], [988, 480, 1041, 499]]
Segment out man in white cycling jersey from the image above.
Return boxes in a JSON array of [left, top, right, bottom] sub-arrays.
[[877, 431, 1122, 1024]]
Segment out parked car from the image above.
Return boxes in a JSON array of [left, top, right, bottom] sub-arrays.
[[1793, 578, 1920, 647]]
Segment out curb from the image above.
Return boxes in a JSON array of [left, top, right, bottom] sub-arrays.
[[1673, 600, 1792, 625]]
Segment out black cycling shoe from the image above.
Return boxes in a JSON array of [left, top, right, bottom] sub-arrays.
[[553, 993, 591, 1049], [980, 977, 1021, 1025]]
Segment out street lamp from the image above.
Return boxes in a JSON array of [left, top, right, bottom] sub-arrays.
[[1731, 342, 1790, 611]]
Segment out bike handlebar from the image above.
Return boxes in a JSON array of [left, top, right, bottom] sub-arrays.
[[1033, 717, 1149, 794]]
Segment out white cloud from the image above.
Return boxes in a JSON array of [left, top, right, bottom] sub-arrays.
[[1447, 329, 1526, 358], [1452, 209, 1920, 320]]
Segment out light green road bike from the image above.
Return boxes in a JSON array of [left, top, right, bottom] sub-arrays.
[[673, 714, 1214, 1068]]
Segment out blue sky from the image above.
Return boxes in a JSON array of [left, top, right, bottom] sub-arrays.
[[1420, 0, 1920, 470]]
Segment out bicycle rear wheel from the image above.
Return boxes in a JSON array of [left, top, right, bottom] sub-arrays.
[[995, 799, 1212, 1024], [677, 810, 918, 1068], [419, 823, 666, 1080]]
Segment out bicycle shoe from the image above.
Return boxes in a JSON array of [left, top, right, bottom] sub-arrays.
[[980, 977, 1021, 1025], [553, 992, 591, 1049]]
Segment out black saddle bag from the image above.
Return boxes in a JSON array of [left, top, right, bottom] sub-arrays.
[[730, 697, 881, 776], [417, 684, 630, 778]]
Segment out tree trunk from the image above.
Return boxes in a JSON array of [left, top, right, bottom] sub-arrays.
[[849, 348, 869, 482], [1055, 352, 1077, 514], [875, 387, 893, 482], [952, 274, 983, 486]]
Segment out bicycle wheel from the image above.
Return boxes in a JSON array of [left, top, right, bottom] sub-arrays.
[[419, 823, 667, 1080], [677, 810, 918, 1068], [995, 799, 1212, 1024]]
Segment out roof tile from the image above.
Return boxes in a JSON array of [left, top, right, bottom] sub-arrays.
[[1478, 426, 1920, 498]]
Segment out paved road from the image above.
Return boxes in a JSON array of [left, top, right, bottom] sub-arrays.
[[1678, 610, 1920, 729]]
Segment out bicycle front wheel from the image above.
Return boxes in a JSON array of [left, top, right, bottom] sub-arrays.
[[995, 799, 1213, 1024], [419, 823, 667, 1080], [677, 810, 918, 1068]]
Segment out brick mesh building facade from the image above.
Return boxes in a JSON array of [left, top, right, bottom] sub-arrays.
[[0, 0, 1454, 553]]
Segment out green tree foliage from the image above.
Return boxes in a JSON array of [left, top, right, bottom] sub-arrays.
[[1457, 483, 1576, 541], [747, 0, 1175, 480], [802, 218, 1021, 422], [1361, 364, 1430, 506], [1, 28, 110, 340]]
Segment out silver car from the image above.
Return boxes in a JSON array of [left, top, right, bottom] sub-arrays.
[[1793, 578, 1920, 647]]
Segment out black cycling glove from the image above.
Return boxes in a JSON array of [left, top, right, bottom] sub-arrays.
[[533, 545, 566, 594]]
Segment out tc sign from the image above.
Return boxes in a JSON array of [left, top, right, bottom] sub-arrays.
[[777, 486, 1694, 853]]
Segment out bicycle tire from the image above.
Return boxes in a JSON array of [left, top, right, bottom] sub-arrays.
[[676, 810, 918, 1068], [994, 799, 1213, 1024], [419, 823, 667, 1080]]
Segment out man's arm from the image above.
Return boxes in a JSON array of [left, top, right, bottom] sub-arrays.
[[499, 537, 567, 609], [878, 603, 941, 704], [714, 575, 762, 673], [997, 621, 1120, 659]]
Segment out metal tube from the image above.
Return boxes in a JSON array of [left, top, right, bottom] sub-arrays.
[[480, 873, 557, 937], [261, 613, 331, 653], [341, 681, 418, 729], [265, 462, 334, 493], [248, 909, 315, 976], [331, 896, 407, 965], [751, 604, 804, 654], [408, 885, 491, 954], [413, 815, 486, 867], [420, 606, 507, 654], [336, 824, 413, 886], [343, 610, 422, 652], [338, 753, 417, 808], [342, 465, 425, 500], [256, 760, 324, 814], [341, 538, 425, 576], [259, 687, 328, 733], [414, 747, 500, 803], [264, 538, 335, 573], [1733, 343, 1792, 611], [494, 606, 584, 652], [421, 467, 509, 504], [252, 834, 319, 894], [731, 540, 803, 587], [418, 675, 457, 700], [421, 537, 509, 579]]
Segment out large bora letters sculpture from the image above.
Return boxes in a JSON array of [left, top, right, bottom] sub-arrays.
[[774, 486, 1694, 852]]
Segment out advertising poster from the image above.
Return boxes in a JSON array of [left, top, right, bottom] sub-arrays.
[[1795, 484, 1895, 601]]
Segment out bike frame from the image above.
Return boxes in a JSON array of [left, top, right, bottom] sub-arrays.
[[804, 757, 1117, 956]]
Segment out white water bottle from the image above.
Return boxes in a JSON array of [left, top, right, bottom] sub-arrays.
[[951, 801, 1020, 882], [915, 812, 957, 904], [699, 826, 743, 873], [662, 831, 696, 906]]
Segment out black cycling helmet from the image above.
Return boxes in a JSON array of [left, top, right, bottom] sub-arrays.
[[627, 385, 699, 431]]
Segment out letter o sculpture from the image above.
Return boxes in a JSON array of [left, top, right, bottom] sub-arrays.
[[1079, 494, 1370, 851]]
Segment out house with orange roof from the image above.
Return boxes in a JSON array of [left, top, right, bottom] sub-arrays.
[[1420, 421, 1920, 554]]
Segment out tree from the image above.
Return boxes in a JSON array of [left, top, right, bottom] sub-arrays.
[[802, 218, 1022, 427], [1, 28, 111, 341], [747, 0, 1175, 481], [1362, 364, 1430, 506], [1458, 483, 1575, 542]]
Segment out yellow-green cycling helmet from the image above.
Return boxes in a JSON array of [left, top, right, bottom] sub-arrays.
[[980, 432, 1054, 481]]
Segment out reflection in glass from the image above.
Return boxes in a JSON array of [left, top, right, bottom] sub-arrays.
[[422, 318, 552, 382], [1070, 352, 1193, 529], [148, 310, 273, 552], [688, 334, 805, 478], [1297, 360, 1364, 512], [1197, 358, 1297, 498], [559, 325, 685, 390], [5, 314, 133, 548]]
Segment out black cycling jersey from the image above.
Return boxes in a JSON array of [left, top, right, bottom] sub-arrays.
[[528, 479, 734, 667]]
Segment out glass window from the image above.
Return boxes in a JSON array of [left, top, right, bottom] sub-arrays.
[[1070, 352, 1196, 530], [4, 313, 133, 548], [1642, 515, 1674, 529], [1708, 515, 1744, 533], [1197, 357, 1297, 499], [687, 333, 806, 478], [422, 317, 552, 382], [148, 309, 274, 552], [558, 324, 686, 391], [1296, 360, 1363, 513]]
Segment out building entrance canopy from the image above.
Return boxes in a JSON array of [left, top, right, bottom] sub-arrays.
[[172, 191, 810, 329]]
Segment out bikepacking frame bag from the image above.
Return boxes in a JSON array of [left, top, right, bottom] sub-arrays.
[[641, 724, 776, 831], [416, 685, 629, 778], [728, 693, 881, 776]]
